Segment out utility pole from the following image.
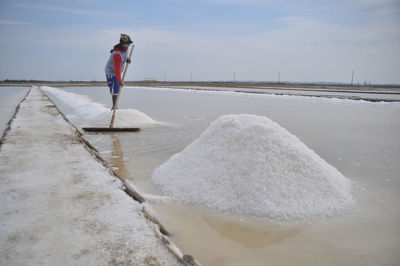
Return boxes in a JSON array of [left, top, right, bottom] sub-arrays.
[[351, 71, 355, 86], [234, 72, 236, 82], [190, 72, 192, 82], [278, 72, 280, 83]]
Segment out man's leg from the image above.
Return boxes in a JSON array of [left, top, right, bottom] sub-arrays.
[[112, 95, 118, 110], [109, 75, 120, 110]]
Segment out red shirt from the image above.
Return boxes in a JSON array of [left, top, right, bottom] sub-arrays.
[[112, 47, 127, 83]]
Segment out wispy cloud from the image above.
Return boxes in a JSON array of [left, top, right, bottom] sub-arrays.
[[0, 19, 28, 25], [354, 0, 400, 7], [14, 2, 110, 16], [205, 0, 262, 4]]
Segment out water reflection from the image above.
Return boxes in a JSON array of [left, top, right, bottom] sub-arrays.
[[0, 87, 29, 134], [110, 134, 133, 180], [201, 214, 304, 249]]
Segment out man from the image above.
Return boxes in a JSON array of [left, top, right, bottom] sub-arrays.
[[105, 34, 133, 110]]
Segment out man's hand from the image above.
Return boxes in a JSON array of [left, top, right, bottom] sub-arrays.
[[119, 82, 123, 88], [126, 58, 131, 64]]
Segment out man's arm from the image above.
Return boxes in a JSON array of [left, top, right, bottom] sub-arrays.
[[113, 53, 123, 85]]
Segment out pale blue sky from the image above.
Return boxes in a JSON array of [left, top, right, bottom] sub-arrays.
[[0, 0, 399, 84]]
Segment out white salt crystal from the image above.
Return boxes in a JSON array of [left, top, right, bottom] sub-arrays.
[[153, 114, 354, 220]]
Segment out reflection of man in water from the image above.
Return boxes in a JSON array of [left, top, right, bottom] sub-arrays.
[[111, 135, 129, 179], [104, 34, 133, 110]]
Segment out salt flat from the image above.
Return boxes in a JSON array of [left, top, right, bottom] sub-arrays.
[[0, 87, 181, 265]]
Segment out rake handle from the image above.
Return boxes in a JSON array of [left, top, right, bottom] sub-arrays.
[[109, 45, 135, 128]]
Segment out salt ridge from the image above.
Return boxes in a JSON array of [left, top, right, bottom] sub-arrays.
[[153, 114, 354, 220], [41, 86, 158, 127], [132, 86, 399, 106]]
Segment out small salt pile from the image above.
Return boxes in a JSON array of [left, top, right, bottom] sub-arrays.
[[153, 114, 354, 220], [90, 109, 157, 127], [42, 86, 158, 127]]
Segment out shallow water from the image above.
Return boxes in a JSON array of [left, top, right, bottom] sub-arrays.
[[44, 86, 400, 266], [167, 85, 400, 101], [0, 87, 29, 135]]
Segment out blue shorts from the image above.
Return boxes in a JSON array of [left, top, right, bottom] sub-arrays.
[[106, 75, 120, 95]]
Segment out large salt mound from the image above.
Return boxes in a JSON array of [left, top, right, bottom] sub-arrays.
[[153, 114, 354, 220]]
